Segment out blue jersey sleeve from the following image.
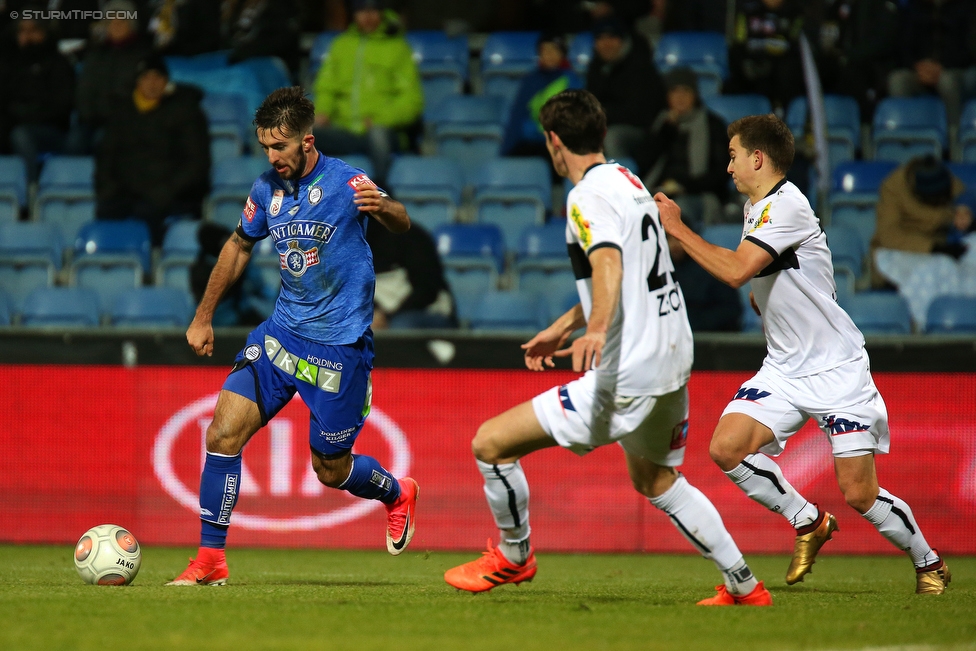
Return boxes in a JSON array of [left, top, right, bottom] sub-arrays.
[[240, 177, 270, 240]]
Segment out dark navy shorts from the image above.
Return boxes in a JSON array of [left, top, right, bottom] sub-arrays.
[[223, 319, 374, 456]]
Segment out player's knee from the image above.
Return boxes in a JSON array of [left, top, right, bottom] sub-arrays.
[[841, 483, 878, 514], [312, 453, 352, 488], [205, 420, 245, 455], [471, 422, 503, 464], [708, 436, 742, 471], [315, 465, 347, 488], [631, 466, 677, 498]]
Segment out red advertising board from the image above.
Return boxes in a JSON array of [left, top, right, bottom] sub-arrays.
[[0, 366, 973, 555]]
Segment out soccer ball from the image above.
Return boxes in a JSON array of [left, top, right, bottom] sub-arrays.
[[73, 524, 142, 586]]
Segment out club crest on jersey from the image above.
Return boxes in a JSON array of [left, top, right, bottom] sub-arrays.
[[748, 204, 771, 233], [280, 240, 320, 277], [569, 203, 592, 249], [308, 185, 323, 205], [347, 174, 376, 192], [244, 196, 257, 222], [270, 189, 284, 216]]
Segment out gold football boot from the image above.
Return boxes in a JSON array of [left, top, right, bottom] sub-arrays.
[[916, 554, 951, 595], [786, 512, 839, 585]]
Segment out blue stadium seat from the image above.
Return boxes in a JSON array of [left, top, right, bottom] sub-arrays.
[[830, 160, 899, 207], [471, 157, 552, 249], [20, 287, 101, 327], [0, 261, 55, 316], [166, 66, 265, 125], [0, 156, 27, 222], [429, 96, 508, 174], [785, 95, 861, 169], [925, 295, 976, 333], [840, 291, 913, 334], [235, 56, 291, 96], [0, 221, 62, 269], [206, 156, 271, 230], [947, 162, 976, 191], [830, 205, 876, 252], [515, 220, 573, 293], [0, 288, 10, 325], [704, 94, 772, 125], [406, 31, 469, 83], [421, 76, 464, 121], [959, 100, 976, 162], [201, 93, 250, 162], [701, 224, 744, 251], [432, 223, 505, 295], [469, 290, 549, 331], [569, 32, 593, 75], [825, 223, 866, 284], [164, 51, 230, 75], [872, 96, 947, 164], [386, 155, 463, 230], [340, 154, 376, 180], [156, 220, 200, 290], [110, 287, 194, 327], [307, 31, 340, 84], [481, 31, 539, 77], [35, 155, 96, 245], [71, 220, 149, 312], [654, 32, 729, 97]]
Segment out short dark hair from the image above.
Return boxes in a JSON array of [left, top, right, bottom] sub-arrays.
[[253, 86, 315, 139], [728, 114, 794, 174], [538, 89, 607, 155]]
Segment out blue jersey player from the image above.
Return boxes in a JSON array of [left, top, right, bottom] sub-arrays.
[[168, 87, 418, 586]]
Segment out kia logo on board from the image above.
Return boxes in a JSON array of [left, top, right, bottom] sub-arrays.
[[152, 393, 411, 531]]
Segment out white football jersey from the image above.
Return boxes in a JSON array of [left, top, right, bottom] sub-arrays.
[[565, 162, 693, 395], [741, 180, 864, 377]]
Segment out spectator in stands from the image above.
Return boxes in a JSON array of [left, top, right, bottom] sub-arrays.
[[95, 54, 210, 245], [586, 16, 666, 165], [870, 155, 967, 288], [668, 234, 742, 332], [501, 32, 583, 158], [887, 0, 976, 128], [147, 0, 222, 56], [67, 1, 152, 155], [640, 67, 729, 230], [224, 0, 302, 77], [816, 0, 899, 123], [190, 223, 275, 326], [727, 0, 806, 112], [366, 219, 456, 329], [0, 12, 74, 182], [312, 0, 423, 182], [634, 0, 729, 49]]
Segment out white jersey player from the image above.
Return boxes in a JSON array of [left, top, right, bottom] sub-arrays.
[[444, 89, 772, 606], [656, 114, 949, 595]]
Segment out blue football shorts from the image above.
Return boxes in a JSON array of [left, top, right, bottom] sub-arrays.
[[223, 319, 374, 457]]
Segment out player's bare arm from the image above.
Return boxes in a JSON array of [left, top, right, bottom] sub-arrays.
[[560, 246, 621, 372], [521, 303, 586, 371], [187, 230, 255, 357], [654, 192, 772, 288], [356, 189, 410, 233]]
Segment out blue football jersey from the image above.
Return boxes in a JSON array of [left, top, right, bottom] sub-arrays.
[[240, 152, 377, 345]]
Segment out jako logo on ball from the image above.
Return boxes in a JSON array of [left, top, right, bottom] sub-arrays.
[[152, 393, 411, 531]]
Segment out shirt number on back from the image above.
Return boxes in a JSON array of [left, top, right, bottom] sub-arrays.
[[641, 214, 667, 291]]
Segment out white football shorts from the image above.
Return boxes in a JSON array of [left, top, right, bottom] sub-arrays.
[[722, 350, 891, 458], [532, 371, 689, 465]]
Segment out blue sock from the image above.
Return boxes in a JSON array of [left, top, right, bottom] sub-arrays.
[[199, 452, 241, 549], [338, 454, 400, 503]]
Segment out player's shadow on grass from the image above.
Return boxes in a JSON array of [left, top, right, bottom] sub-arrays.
[[774, 585, 877, 595]]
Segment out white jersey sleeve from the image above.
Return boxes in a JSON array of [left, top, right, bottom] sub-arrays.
[[565, 163, 693, 396], [744, 181, 864, 377]]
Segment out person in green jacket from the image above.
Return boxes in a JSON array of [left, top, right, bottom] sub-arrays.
[[312, 0, 423, 181]]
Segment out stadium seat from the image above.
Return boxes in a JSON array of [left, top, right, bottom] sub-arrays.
[[156, 220, 200, 290], [924, 295, 976, 333], [421, 77, 464, 121], [701, 224, 744, 251], [70, 220, 149, 313], [166, 66, 265, 125], [429, 96, 508, 174], [959, 100, 976, 162], [163, 51, 230, 75], [34, 155, 96, 246], [235, 56, 291, 96], [307, 31, 340, 84], [0, 156, 27, 222], [250, 236, 283, 296], [947, 162, 976, 191], [386, 155, 463, 230], [825, 223, 866, 285], [704, 94, 773, 126], [840, 291, 913, 334], [514, 220, 573, 293], [0, 221, 63, 269], [471, 157, 552, 249], [206, 156, 271, 230], [871, 96, 947, 164], [830, 205, 876, 253], [654, 31, 729, 97], [0, 288, 11, 325], [110, 287, 194, 327], [201, 93, 250, 162], [432, 223, 505, 296], [830, 160, 899, 207], [569, 32, 593, 75], [341, 154, 376, 180], [0, 261, 55, 316], [20, 286, 101, 327], [406, 31, 469, 84], [785, 95, 861, 170], [480, 31, 538, 77], [469, 290, 549, 331]]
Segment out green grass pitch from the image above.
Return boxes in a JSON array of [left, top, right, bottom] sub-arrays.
[[0, 545, 973, 651]]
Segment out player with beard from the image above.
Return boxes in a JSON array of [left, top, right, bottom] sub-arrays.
[[168, 86, 419, 585]]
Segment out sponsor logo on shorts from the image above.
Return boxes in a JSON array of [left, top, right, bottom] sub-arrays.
[[270, 189, 284, 216], [822, 415, 871, 436], [733, 387, 771, 402], [558, 385, 576, 413], [670, 419, 689, 450], [319, 426, 358, 443], [243, 344, 261, 361], [263, 335, 342, 393]]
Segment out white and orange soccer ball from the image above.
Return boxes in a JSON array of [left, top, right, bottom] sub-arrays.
[[73, 524, 142, 585]]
